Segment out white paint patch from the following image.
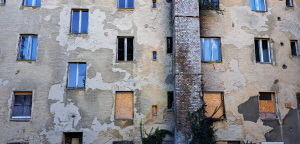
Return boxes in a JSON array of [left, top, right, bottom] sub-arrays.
[[44, 15, 51, 21], [112, 14, 133, 31]]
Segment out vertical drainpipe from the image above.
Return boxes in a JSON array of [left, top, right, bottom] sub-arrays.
[[172, 0, 202, 143]]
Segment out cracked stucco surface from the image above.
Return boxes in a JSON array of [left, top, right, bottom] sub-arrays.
[[0, 0, 173, 143], [201, 1, 300, 143]]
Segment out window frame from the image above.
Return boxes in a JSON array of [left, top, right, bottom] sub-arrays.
[[167, 91, 174, 110], [166, 37, 173, 54], [11, 92, 33, 121], [17, 34, 38, 61], [118, 0, 134, 9], [117, 37, 134, 62], [63, 132, 83, 144], [255, 38, 272, 63], [23, 0, 41, 7], [286, 0, 294, 7], [67, 63, 87, 89], [291, 40, 299, 56], [200, 37, 222, 62], [70, 9, 89, 34], [251, 0, 267, 12], [203, 91, 226, 120], [258, 92, 277, 120]]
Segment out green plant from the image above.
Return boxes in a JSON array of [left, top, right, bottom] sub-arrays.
[[140, 120, 173, 144]]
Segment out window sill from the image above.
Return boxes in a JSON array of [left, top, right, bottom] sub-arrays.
[[117, 61, 135, 63], [114, 118, 134, 120], [16, 60, 36, 62], [10, 118, 31, 122], [21, 6, 41, 10], [118, 8, 134, 11], [257, 62, 272, 64], [69, 33, 89, 36], [66, 88, 85, 90], [252, 10, 268, 12], [202, 61, 222, 63]]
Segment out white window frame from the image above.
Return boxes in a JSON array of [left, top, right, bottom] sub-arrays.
[[256, 39, 271, 63], [117, 37, 134, 62], [200, 37, 222, 62], [71, 10, 88, 34], [291, 40, 299, 56], [68, 63, 86, 88]]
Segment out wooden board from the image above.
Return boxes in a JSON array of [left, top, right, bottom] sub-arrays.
[[259, 100, 276, 113], [14, 91, 32, 95], [115, 92, 133, 119], [204, 93, 224, 118]]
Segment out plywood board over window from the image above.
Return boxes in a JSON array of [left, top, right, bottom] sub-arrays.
[[203, 92, 225, 119], [115, 92, 133, 119], [259, 92, 276, 113]]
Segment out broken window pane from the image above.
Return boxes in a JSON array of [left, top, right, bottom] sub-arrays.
[[203, 92, 225, 119], [255, 39, 271, 63], [291, 41, 298, 56], [23, 0, 41, 6], [115, 92, 133, 119], [64, 132, 83, 144], [167, 37, 173, 54], [18, 35, 38, 61], [200, 38, 221, 62], [117, 37, 134, 62], [251, 0, 266, 11], [12, 92, 32, 120], [71, 10, 89, 34], [68, 63, 86, 88]]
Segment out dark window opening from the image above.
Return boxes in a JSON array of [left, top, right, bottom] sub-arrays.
[[152, 0, 157, 8], [291, 40, 298, 56], [200, 0, 219, 10], [118, 37, 134, 62], [286, 0, 293, 7], [153, 51, 157, 60], [255, 39, 271, 63], [113, 141, 134, 144], [297, 93, 300, 111], [227, 141, 241, 144], [167, 37, 173, 54], [167, 91, 174, 109], [64, 132, 83, 144], [1, 0, 6, 6], [259, 92, 272, 100]]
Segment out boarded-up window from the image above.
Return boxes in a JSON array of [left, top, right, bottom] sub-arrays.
[[203, 92, 225, 119], [115, 92, 133, 119], [63, 132, 82, 144], [259, 92, 277, 119], [152, 105, 157, 116], [12, 92, 32, 120]]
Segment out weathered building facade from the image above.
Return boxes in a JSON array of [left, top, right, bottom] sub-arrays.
[[0, 0, 300, 144]]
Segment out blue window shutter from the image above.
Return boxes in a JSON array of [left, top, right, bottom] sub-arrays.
[[68, 64, 77, 88], [35, 0, 41, 6], [251, 0, 256, 10], [212, 38, 221, 62], [81, 11, 89, 33], [71, 11, 80, 33], [259, 0, 266, 11], [118, 0, 126, 8], [31, 36, 38, 60], [200, 38, 203, 61], [78, 64, 86, 88], [127, 0, 134, 8]]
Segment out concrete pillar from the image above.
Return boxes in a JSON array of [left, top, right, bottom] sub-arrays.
[[172, 0, 202, 143]]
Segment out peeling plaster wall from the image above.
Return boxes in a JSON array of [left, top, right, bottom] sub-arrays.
[[0, 0, 174, 143], [201, 1, 300, 143]]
